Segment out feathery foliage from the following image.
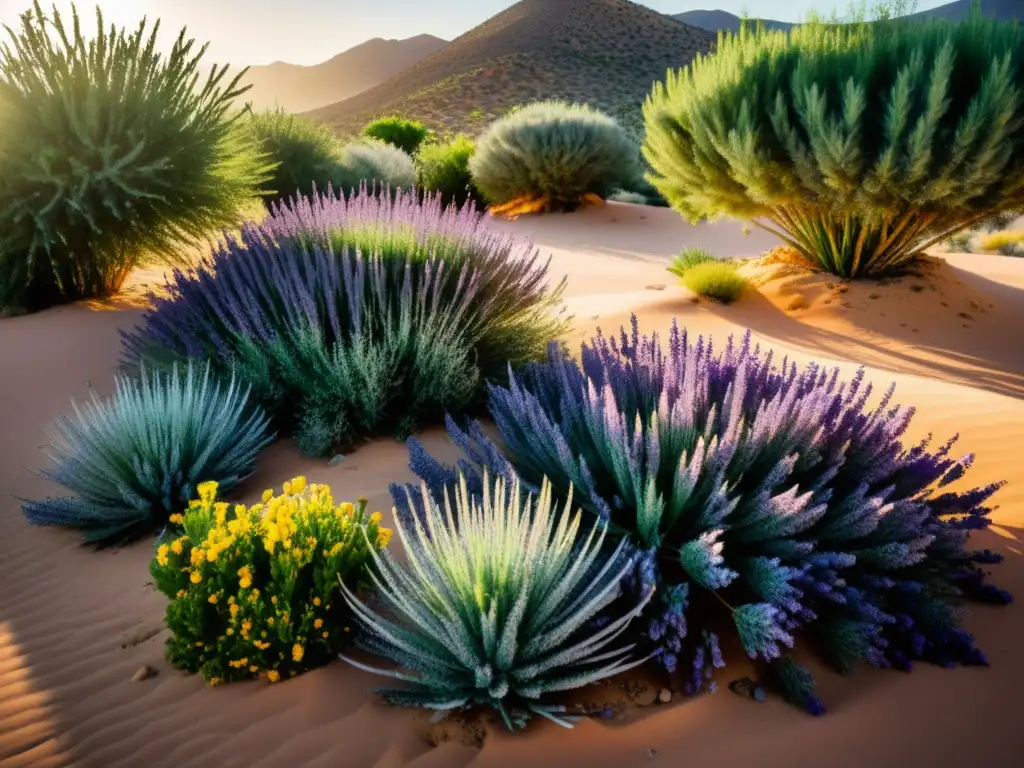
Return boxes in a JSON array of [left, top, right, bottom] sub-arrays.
[[22, 362, 273, 545], [416, 134, 482, 209], [0, 1, 273, 314], [643, 14, 1024, 278], [469, 100, 641, 214], [362, 116, 432, 156], [681, 262, 748, 304], [151, 476, 391, 684], [398, 317, 1009, 713], [247, 108, 348, 208], [120, 186, 569, 457], [341, 471, 653, 730]]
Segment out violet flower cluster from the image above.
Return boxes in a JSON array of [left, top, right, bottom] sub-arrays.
[[119, 185, 567, 455], [393, 315, 1010, 713]]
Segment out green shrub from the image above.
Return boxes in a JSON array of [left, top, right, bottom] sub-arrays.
[[469, 100, 641, 213], [335, 140, 416, 195], [247, 108, 348, 208], [946, 233, 973, 252], [643, 15, 1024, 278], [150, 476, 390, 685], [362, 116, 431, 155], [340, 472, 652, 730], [0, 1, 273, 315], [978, 230, 1024, 256], [681, 262, 748, 303], [416, 134, 482, 208], [21, 361, 274, 545], [608, 190, 649, 205], [667, 247, 717, 278]]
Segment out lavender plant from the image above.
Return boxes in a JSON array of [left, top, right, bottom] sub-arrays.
[[21, 361, 273, 545], [340, 471, 653, 730], [120, 186, 569, 456], [396, 316, 1010, 713]]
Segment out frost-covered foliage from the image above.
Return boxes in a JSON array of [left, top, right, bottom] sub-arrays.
[[120, 186, 568, 456], [341, 471, 652, 730], [643, 15, 1024, 277], [396, 316, 1010, 713], [0, 1, 272, 314], [469, 101, 640, 213], [22, 362, 273, 545]]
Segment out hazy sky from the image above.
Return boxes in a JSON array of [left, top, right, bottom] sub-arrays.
[[0, 1, 952, 67]]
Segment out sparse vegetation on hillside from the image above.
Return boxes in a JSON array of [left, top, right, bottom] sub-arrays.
[[0, 1, 272, 315], [303, 0, 714, 138], [644, 12, 1024, 278], [470, 100, 639, 214], [248, 108, 349, 208]]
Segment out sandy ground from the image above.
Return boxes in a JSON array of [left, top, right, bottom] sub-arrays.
[[1, 202, 1022, 767]]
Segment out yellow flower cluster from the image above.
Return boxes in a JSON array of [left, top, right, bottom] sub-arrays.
[[150, 476, 391, 686]]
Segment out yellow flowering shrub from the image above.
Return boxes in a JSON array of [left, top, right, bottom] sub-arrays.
[[150, 476, 392, 684]]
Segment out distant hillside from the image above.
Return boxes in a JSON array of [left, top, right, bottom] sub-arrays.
[[304, 0, 714, 139], [235, 35, 448, 113], [672, 1, 1023, 35], [672, 9, 792, 34]]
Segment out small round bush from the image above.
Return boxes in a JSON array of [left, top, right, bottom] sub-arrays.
[[0, 1, 272, 314], [667, 247, 717, 278], [416, 134, 482, 209], [681, 262, 748, 303], [469, 100, 641, 213], [248, 108, 347, 208], [150, 476, 391, 685], [978, 231, 1024, 256], [362, 116, 431, 155], [335, 139, 416, 195], [644, 15, 1024, 278]]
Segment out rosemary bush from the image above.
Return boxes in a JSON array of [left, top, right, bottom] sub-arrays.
[[0, 1, 272, 314], [643, 14, 1024, 278]]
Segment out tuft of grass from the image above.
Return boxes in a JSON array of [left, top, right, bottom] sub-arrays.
[[666, 247, 717, 278], [681, 261, 748, 304]]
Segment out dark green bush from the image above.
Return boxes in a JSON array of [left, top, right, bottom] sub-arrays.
[[469, 100, 641, 213], [643, 14, 1024, 278], [0, 1, 272, 315], [247, 108, 348, 208], [362, 116, 431, 155], [416, 135, 482, 209]]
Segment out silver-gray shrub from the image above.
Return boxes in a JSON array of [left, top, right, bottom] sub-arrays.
[[339, 471, 653, 730], [469, 100, 641, 212], [21, 361, 274, 545]]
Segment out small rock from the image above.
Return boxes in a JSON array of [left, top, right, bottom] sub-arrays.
[[753, 685, 767, 703], [868, 293, 881, 300], [645, 284, 667, 291], [958, 312, 975, 320], [132, 665, 157, 682], [910, 284, 925, 293], [657, 687, 672, 704], [785, 295, 808, 311], [328, 454, 345, 466], [644, 747, 659, 761], [728, 677, 755, 699]]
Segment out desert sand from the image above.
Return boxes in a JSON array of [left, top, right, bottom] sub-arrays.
[[1, 202, 1022, 767]]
